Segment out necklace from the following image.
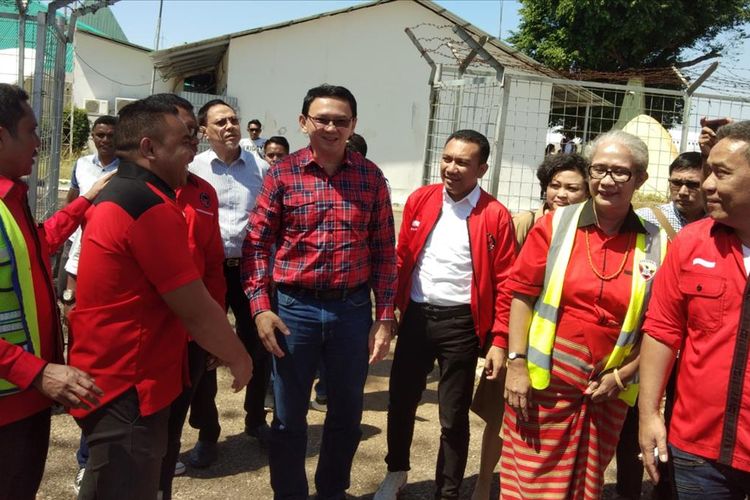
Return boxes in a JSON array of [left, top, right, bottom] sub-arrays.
[[585, 228, 633, 281]]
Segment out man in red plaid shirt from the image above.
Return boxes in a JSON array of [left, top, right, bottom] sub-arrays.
[[242, 84, 396, 499]]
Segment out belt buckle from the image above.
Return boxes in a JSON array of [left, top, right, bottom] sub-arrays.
[[225, 258, 240, 267]]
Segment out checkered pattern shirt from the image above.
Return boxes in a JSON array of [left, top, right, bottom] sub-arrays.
[[242, 146, 396, 321], [635, 202, 688, 233]]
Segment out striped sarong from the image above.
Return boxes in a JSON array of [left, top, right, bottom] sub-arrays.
[[500, 335, 628, 499]]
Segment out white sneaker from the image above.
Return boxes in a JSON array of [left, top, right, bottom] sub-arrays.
[[73, 467, 85, 494], [174, 460, 186, 476], [373, 470, 408, 500]]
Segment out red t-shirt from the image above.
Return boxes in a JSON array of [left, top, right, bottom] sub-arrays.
[[68, 162, 200, 418], [0, 177, 91, 426], [642, 218, 750, 472]]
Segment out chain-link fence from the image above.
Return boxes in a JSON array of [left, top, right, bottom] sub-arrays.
[[408, 23, 750, 213]]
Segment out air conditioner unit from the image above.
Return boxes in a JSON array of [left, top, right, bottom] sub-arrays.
[[83, 98, 108, 116], [115, 97, 137, 114]]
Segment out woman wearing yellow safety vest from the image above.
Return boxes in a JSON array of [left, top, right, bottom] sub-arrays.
[[497, 130, 668, 499], [470, 152, 590, 500]]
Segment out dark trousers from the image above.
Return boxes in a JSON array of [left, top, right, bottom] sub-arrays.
[[0, 408, 51, 500], [671, 445, 750, 499], [159, 341, 208, 499], [189, 263, 270, 440], [76, 388, 169, 500], [616, 404, 643, 499], [385, 302, 479, 500]]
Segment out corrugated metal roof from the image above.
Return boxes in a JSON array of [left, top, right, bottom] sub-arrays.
[[150, 0, 556, 80]]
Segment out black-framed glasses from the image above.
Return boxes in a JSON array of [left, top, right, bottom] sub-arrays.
[[210, 116, 239, 128], [669, 178, 701, 191], [589, 164, 633, 183], [248, 128, 261, 133], [306, 115, 353, 129]]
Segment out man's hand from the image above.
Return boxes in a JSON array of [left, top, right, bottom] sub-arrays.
[[639, 411, 669, 483], [699, 116, 733, 157], [254, 310, 290, 358], [484, 346, 507, 380], [584, 372, 621, 403], [368, 320, 394, 365], [81, 171, 116, 202], [225, 351, 253, 393], [32, 363, 103, 409]]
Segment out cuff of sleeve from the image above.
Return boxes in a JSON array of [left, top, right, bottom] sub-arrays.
[[8, 350, 47, 390], [250, 294, 272, 318], [491, 332, 509, 349], [644, 330, 681, 353], [507, 279, 542, 298], [375, 305, 395, 322]]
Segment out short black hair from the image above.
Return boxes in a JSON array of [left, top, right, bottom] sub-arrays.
[[668, 151, 702, 176], [197, 99, 233, 127], [445, 129, 490, 164], [93, 115, 117, 128], [248, 119, 261, 128], [115, 98, 178, 154], [144, 93, 194, 113], [347, 133, 368, 157], [264, 136, 289, 153], [0, 83, 30, 136], [301, 84, 357, 118], [716, 120, 750, 164], [536, 153, 589, 192]]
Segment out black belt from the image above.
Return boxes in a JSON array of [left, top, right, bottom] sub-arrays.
[[413, 301, 471, 320], [277, 283, 368, 301], [225, 258, 241, 267]]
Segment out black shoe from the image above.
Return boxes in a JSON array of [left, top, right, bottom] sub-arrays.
[[188, 440, 217, 468], [245, 423, 271, 448]]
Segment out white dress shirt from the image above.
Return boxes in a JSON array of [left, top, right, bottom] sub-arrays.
[[64, 154, 119, 275], [189, 148, 269, 258], [410, 184, 480, 306]]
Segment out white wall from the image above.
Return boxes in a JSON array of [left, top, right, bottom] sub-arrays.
[[226, 2, 441, 205], [72, 30, 173, 113]]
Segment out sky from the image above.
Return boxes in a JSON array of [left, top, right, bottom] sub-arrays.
[[106, 0, 748, 95]]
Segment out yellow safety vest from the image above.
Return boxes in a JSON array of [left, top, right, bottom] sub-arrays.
[[0, 198, 41, 396], [526, 202, 667, 406]]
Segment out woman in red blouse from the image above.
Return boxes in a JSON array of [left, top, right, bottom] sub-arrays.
[[499, 131, 654, 499]]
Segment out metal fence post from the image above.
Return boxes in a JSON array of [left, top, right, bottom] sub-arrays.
[[489, 75, 511, 198], [29, 10, 47, 212]]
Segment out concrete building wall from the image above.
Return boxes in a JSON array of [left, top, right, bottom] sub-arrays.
[[226, 1, 442, 205], [72, 30, 172, 114]]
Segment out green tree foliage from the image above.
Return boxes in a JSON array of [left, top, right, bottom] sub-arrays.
[[63, 107, 90, 153], [508, 0, 750, 72]]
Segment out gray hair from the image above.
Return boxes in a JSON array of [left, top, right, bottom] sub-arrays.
[[584, 130, 649, 174], [716, 120, 750, 164]]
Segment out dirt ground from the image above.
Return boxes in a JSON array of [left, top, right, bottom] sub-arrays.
[[36, 351, 654, 500], [37, 202, 655, 499]]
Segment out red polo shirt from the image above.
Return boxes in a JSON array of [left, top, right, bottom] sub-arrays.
[[176, 173, 226, 308], [643, 217, 750, 472], [68, 162, 200, 418], [0, 176, 91, 426]]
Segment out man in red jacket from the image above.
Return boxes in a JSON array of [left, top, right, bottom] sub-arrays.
[[374, 129, 516, 500], [0, 84, 110, 500]]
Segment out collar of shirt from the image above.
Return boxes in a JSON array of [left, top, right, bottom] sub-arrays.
[[0, 175, 26, 200], [297, 146, 358, 173], [205, 147, 249, 169], [93, 155, 120, 170], [442, 183, 480, 213], [577, 198, 647, 234], [117, 161, 176, 200]]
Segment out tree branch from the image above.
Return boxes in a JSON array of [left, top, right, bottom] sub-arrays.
[[674, 50, 721, 68]]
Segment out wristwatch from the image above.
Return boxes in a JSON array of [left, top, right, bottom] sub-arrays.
[[61, 289, 76, 305], [507, 351, 527, 362]]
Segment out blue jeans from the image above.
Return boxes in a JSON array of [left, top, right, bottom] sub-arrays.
[[671, 445, 750, 499], [269, 286, 372, 500], [76, 433, 89, 468]]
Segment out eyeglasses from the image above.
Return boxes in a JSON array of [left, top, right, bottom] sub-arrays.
[[210, 116, 239, 128], [306, 115, 353, 129], [669, 178, 701, 191], [589, 165, 633, 183], [264, 152, 285, 159], [248, 128, 261, 133]]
